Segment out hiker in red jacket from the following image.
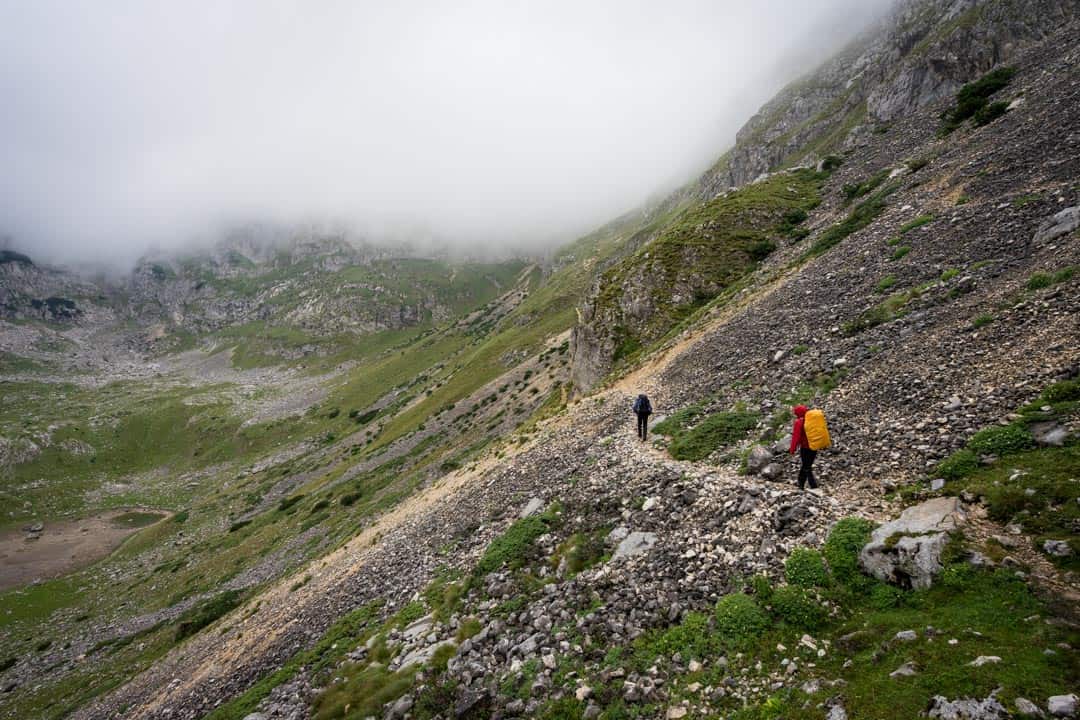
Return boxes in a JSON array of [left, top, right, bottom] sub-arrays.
[[789, 405, 819, 490]]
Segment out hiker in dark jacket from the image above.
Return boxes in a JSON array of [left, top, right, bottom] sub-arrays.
[[633, 394, 652, 441], [789, 405, 819, 490]]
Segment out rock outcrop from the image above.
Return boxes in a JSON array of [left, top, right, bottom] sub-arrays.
[[859, 496, 966, 589]]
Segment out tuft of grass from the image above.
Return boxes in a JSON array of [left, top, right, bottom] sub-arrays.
[[806, 184, 897, 259], [971, 313, 993, 329], [876, 275, 898, 293], [175, 590, 245, 642], [940, 268, 960, 282], [771, 586, 826, 630], [898, 215, 933, 234], [967, 424, 1035, 456], [785, 548, 829, 588], [714, 594, 770, 648], [474, 505, 559, 576], [891, 246, 912, 261], [823, 517, 876, 588], [667, 410, 760, 462]]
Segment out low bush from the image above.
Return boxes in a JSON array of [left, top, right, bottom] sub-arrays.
[[175, 590, 245, 642], [967, 424, 1035, 456], [823, 517, 875, 587], [668, 410, 759, 461], [714, 594, 770, 647], [785, 547, 829, 588], [935, 448, 979, 480], [474, 509, 557, 576], [771, 586, 826, 630], [749, 574, 774, 604], [941, 67, 1016, 133]]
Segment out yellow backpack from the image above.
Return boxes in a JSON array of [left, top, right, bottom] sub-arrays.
[[804, 409, 831, 451]]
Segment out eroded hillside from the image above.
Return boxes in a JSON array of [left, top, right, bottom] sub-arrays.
[[1, 1, 1078, 719]]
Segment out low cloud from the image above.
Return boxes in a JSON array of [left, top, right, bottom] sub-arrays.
[[0, 0, 893, 266]]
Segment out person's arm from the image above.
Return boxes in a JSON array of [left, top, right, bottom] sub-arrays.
[[789, 418, 802, 454]]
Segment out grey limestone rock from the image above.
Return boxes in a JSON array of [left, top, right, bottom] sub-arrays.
[[859, 497, 966, 589]]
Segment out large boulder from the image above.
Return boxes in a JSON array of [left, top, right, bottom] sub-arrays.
[[1033, 206, 1080, 244], [859, 497, 966, 589]]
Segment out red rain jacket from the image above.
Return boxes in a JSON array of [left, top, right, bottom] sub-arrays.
[[789, 405, 809, 454]]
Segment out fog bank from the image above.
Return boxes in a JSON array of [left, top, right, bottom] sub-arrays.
[[0, 0, 894, 266]]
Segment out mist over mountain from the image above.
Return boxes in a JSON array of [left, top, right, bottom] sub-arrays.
[[1, 1, 890, 267]]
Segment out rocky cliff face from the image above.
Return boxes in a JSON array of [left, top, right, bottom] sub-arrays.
[[570, 0, 1078, 392], [701, 0, 1076, 194]]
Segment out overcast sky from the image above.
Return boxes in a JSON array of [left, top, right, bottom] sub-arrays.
[[0, 1, 893, 266]]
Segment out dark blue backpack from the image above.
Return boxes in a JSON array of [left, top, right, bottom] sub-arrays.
[[633, 394, 652, 414]]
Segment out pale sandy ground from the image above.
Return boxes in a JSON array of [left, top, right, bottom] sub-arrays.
[[0, 508, 168, 592]]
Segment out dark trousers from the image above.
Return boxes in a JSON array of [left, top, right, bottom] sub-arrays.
[[636, 412, 650, 440], [798, 447, 818, 489]]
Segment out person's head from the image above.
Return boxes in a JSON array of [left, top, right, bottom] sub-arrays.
[[793, 404, 808, 417]]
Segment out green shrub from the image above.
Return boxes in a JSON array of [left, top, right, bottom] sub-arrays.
[[820, 155, 843, 172], [940, 268, 959, 282], [635, 612, 724, 665], [891, 246, 911, 261], [876, 275, 898, 293], [668, 410, 759, 461], [714, 594, 770, 647], [1043, 380, 1080, 404], [785, 548, 829, 588], [277, 494, 304, 512], [176, 590, 245, 642], [973, 100, 1009, 126], [967, 424, 1035, 456], [474, 510, 555, 576], [340, 491, 361, 507], [935, 448, 979, 480], [823, 517, 875, 587], [749, 574, 774, 604], [899, 215, 933, 234], [867, 582, 904, 610], [1027, 272, 1052, 290], [771, 586, 826, 630], [941, 67, 1016, 133], [228, 519, 252, 533]]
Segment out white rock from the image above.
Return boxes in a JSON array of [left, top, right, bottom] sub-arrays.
[[1048, 694, 1078, 717]]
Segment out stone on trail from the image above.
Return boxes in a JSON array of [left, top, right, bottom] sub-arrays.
[[746, 445, 773, 474], [241, 714, 268, 720], [969, 655, 1001, 667], [612, 531, 658, 560], [760, 463, 784, 481], [859, 496, 966, 590], [826, 705, 848, 720]]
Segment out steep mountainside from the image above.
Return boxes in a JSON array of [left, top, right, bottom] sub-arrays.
[[571, 0, 1078, 390], [1, 2, 1078, 720]]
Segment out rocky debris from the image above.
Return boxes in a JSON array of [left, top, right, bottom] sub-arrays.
[[1015, 698, 1046, 717], [1043, 540, 1072, 558], [1033, 206, 1080, 244], [1048, 694, 1078, 717], [860, 497, 966, 589], [926, 692, 1010, 719]]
